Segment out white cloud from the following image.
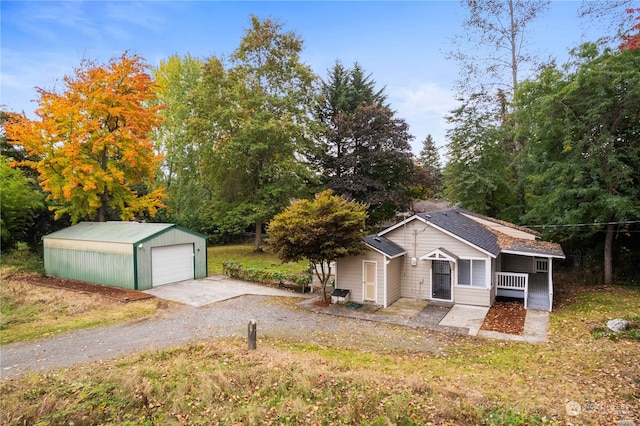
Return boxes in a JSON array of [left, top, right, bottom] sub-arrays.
[[390, 82, 458, 154]]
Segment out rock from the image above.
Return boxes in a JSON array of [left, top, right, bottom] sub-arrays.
[[566, 400, 581, 416], [617, 421, 636, 426], [607, 318, 629, 332]]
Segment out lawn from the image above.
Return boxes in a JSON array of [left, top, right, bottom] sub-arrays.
[[0, 251, 161, 345], [207, 243, 308, 275], [1, 271, 638, 425]]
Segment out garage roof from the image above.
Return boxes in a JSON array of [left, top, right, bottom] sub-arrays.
[[44, 222, 179, 244]]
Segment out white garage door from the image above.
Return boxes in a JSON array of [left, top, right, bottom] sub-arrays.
[[151, 244, 194, 286]]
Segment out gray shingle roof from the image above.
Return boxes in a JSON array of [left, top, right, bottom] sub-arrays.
[[364, 234, 406, 258], [417, 210, 502, 256], [416, 209, 564, 258]]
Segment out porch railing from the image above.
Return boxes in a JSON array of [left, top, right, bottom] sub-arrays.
[[496, 272, 529, 309]]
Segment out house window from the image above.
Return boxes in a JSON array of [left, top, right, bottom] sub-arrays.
[[458, 259, 486, 287]]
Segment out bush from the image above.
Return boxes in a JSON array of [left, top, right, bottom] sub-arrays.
[[222, 260, 311, 291], [0, 249, 45, 275]]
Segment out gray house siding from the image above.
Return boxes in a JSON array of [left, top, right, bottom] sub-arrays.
[[386, 256, 404, 306], [501, 254, 534, 273], [383, 219, 489, 305], [335, 251, 385, 304]]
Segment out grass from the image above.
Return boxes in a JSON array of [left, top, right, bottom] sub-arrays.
[[207, 243, 308, 275], [0, 250, 163, 345], [1, 277, 639, 424]]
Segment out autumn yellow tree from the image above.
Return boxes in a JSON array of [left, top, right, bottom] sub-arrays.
[[5, 53, 166, 223]]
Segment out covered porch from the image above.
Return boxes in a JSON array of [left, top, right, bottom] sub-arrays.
[[496, 257, 554, 311]]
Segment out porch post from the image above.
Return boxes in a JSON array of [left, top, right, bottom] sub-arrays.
[[548, 256, 553, 311]]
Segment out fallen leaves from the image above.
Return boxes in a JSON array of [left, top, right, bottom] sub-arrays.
[[480, 299, 526, 335]]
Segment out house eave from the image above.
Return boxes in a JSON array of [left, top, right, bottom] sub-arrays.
[[364, 243, 406, 259], [501, 249, 566, 259]]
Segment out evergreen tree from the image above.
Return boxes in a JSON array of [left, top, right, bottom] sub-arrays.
[[312, 62, 414, 225], [515, 43, 640, 284], [414, 134, 443, 197]]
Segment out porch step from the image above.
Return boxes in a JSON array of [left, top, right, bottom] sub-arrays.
[[527, 295, 550, 311]]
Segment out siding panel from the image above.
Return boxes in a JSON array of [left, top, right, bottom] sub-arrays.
[[45, 248, 135, 289], [386, 256, 403, 306], [501, 254, 534, 273], [454, 287, 491, 306], [384, 220, 488, 302], [336, 251, 383, 303]]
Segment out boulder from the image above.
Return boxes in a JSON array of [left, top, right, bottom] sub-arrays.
[[606, 318, 629, 332]]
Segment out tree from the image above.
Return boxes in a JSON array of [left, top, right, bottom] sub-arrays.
[[152, 54, 208, 231], [448, 0, 550, 99], [443, 96, 515, 220], [414, 134, 443, 198], [514, 43, 640, 285], [312, 62, 414, 225], [620, 7, 640, 50], [4, 53, 166, 223], [192, 16, 317, 251], [0, 156, 44, 251], [268, 190, 368, 303]]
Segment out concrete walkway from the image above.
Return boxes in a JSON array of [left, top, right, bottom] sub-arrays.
[[144, 275, 311, 307], [300, 297, 549, 343]]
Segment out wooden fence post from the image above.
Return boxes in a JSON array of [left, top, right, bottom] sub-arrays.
[[248, 320, 257, 350]]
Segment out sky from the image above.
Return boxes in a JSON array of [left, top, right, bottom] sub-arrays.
[[0, 1, 626, 155]]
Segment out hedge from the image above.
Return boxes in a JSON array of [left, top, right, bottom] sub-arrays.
[[222, 260, 312, 291]]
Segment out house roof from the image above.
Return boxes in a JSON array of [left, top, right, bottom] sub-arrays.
[[363, 234, 406, 259], [396, 209, 564, 259], [44, 222, 180, 245]]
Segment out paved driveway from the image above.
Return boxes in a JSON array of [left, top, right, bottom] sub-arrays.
[[144, 275, 310, 307]]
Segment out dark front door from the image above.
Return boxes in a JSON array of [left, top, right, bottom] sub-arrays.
[[432, 260, 451, 300]]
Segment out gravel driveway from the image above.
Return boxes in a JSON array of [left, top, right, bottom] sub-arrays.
[[1, 295, 448, 381]]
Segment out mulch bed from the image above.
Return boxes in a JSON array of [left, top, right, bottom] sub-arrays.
[[480, 298, 526, 335], [14, 273, 155, 303]]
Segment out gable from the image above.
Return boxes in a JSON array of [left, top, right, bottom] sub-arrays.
[[379, 215, 500, 258], [383, 218, 491, 258]]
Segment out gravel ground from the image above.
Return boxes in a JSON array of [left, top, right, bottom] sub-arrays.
[[0, 295, 449, 381]]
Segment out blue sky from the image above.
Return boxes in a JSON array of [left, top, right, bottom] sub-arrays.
[[0, 1, 622, 154]]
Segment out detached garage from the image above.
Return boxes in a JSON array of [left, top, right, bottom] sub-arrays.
[[43, 222, 207, 290]]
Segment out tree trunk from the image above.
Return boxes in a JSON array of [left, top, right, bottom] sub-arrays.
[[604, 223, 614, 285], [254, 218, 263, 252]]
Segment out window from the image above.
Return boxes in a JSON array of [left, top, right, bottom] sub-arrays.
[[457, 259, 486, 287]]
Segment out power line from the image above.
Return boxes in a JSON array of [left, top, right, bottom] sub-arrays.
[[524, 220, 640, 229]]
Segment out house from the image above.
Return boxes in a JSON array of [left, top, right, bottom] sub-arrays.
[[335, 209, 565, 311], [43, 222, 208, 291]]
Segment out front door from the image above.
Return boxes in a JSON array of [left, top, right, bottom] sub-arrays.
[[432, 260, 451, 300], [363, 261, 377, 301]]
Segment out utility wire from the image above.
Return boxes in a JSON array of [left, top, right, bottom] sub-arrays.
[[524, 220, 640, 229]]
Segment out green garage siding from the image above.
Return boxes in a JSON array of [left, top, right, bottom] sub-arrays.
[[43, 222, 207, 291], [134, 228, 207, 290], [44, 248, 135, 289]]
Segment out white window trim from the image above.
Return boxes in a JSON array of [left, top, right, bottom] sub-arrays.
[[455, 258, 490, 289]]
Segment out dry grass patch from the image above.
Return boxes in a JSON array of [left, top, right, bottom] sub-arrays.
[[0, 274, 165, 345], [1, 269, 638, 424]]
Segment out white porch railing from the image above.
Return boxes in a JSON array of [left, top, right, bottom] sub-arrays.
[[535, 258, 549, 273], [496, 272, 529, 309]]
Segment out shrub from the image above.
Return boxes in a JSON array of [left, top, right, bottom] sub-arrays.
[[222, 260, 311, 291]]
